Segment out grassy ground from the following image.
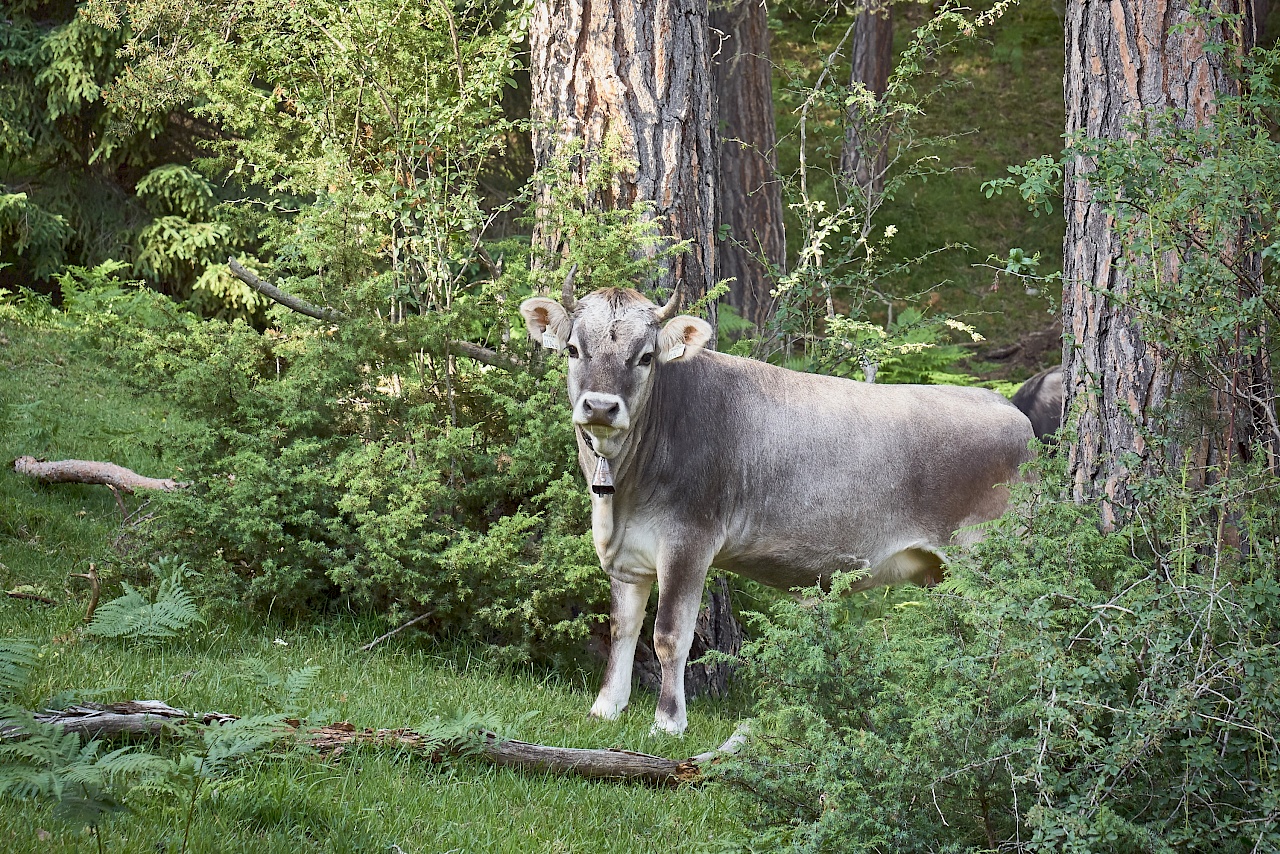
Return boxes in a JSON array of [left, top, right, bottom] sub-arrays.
[[0, 318, 745, 853]]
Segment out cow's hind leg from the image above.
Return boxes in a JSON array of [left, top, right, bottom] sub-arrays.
[[590, 577, 653, 720], [651, 547, 712, 736]]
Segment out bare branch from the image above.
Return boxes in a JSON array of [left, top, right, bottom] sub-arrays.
[[448, 339, 524, 372], [359, 611, 434, 652], [227, 258, 348, 322], [14, 457, 185, 494], [228, 258, 522, 372]]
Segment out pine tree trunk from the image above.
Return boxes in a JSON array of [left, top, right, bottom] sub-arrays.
[[1062, 0, 1273, 525], [530, 0, 718, 326], [711, 0, 785, 332], [841, 3, 893, 197], [531, 0, 742, 695]]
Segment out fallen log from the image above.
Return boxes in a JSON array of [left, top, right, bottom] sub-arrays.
[[13, 457, 184, 494], [3, 700, 746, 786]]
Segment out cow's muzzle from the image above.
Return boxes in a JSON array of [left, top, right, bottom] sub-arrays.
[[574, 393, 629, 458], [576, 393, 627, 428]]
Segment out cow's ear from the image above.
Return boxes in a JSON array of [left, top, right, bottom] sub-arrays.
[[519, 297, 571, 351], [657, 315, 713, 363]]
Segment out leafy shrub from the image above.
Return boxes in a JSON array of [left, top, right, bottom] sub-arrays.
[[54, 269, 608, 662], [714, 451, 1280, 852]]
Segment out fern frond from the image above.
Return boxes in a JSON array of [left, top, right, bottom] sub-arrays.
[[281, 666, 321, 716], [194, 714, 289, 778], [0, 640, 37, 700], [86, 572, 202, 645]]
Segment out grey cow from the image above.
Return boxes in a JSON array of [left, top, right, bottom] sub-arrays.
[[520, 284, 1034, 735]]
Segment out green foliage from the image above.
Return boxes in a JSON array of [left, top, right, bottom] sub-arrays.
[[49, 271, 607, 659], [530, 135, 690, 294], [717, 454, 1280, 852], [768, 3, 1017, 383], [0, 636, 169, 849], [238, 659, 323, 718], [0, 4, 245, 302], [86, 558, 203, 645], [0, 639, 37, 700]]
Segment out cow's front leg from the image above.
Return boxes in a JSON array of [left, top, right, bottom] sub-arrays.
[[590, 577, 653, 720], [651, 548, 711, 736]]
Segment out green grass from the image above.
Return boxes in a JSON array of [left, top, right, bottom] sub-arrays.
[[0, 317, 745, 852]]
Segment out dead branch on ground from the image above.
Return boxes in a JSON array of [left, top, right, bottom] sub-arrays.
[[3, 700, 749, 786], [6, 591, 58, 605], [13, 457, 185, 494]]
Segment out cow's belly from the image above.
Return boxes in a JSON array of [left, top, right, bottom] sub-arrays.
[[714, 528, 945, 592]]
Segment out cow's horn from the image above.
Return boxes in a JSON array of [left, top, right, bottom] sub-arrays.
[[652, 284, 681, 321], [561, 264, 578, 312]]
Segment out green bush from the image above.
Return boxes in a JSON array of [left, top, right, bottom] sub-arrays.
[[35, 258, 606, 662], [105, 300, 605, 660], [714, 449, 1280, 852]]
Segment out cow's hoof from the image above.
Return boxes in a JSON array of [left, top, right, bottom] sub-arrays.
[[589, 699, 626, 720], [650, 718, 686, 737]]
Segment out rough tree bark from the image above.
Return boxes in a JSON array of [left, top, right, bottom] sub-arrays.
[[711, 0, 785, 332], [530, 0, 718, 327], [633, 574, 743, 699], [841, 1, 894, 198], [1062, 0, 1273, 524]]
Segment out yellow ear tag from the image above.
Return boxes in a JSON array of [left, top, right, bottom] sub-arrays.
[[667, 342, 686, 360], [542, 332, 562, 351]]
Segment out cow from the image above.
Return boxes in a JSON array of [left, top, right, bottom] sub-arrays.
[[520, 279, 1035, 735], [1010, 365, 1064, 441]]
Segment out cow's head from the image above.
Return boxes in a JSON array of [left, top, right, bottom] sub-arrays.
[[520, 276, 712, 459]]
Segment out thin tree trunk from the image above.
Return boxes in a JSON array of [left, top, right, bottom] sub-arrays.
[[711, 0, 785, 332], [841, 2, 893, 198], [1062, 0, 1271, 525], [530, 0, 718, 328], [634, 574, 742, 699]]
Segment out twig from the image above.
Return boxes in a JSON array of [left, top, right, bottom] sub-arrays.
[[359, 611, 434, 652], [107, 484, 128, 519], [69, 563, 101, 623], [5, 591, 58, 605]]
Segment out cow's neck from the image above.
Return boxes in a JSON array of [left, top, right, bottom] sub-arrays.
[[579, 412, 655, 573]]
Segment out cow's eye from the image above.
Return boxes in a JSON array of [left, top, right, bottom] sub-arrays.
[[566, 344, 579, 358], [637, 352, 654, 367]]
